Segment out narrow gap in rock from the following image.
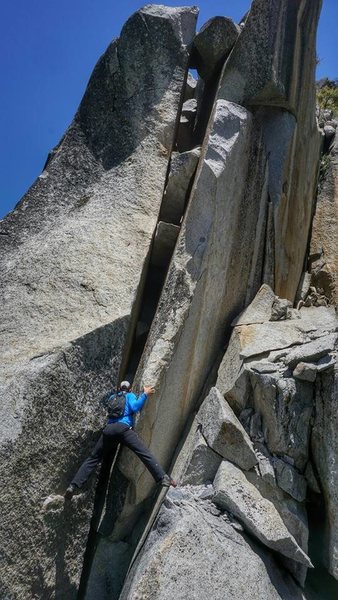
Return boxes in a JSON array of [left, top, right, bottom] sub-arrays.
[[116, 69, 194, 383], [175, 55, 223, 155], [304, 489, 338, 599], [78, 64, 211, 599], [297, 168, 323, 300], [117, 251, 152, 382], [81, 40, 245, 599], [84, 71, 232, 600], [261, 194, 273, 288], [192, 66, 222, 147], [123, 265, 167, 380], [161, 67, 191, 195], [158, 156, 198, 226], [77, 449, 121, 599], [181, 169, 196, 221]]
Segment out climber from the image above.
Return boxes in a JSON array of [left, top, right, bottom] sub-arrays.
[[64, 381, 176, 499]]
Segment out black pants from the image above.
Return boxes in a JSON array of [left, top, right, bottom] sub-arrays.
[[71, 422, 166, 488]]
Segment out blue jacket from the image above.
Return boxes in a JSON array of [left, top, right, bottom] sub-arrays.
[[107, 391, 148, 427]]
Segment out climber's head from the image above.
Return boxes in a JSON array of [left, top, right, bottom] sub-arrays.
[[120, 380, 131, 391]]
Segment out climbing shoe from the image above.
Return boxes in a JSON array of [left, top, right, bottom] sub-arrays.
[[160, 474, 177, 488], [64, 484, 77, 500]]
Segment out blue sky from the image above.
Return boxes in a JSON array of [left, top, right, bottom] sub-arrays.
[[0, 0, 337, 220]]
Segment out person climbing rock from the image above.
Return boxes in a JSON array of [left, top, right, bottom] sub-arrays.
[[64, 381, 176, 499]]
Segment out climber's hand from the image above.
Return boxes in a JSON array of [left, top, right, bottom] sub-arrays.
[[144, 386, 155, 396]]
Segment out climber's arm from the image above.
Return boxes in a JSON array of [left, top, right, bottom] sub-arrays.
[[128, 386, 155, 412]]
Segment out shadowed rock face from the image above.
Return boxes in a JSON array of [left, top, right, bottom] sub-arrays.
[[1, 1, 335, 599], [0, 6, 198, 599], [312, 365, 338, 579]]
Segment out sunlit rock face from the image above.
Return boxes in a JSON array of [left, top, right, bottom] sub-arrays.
[[310, 124, 338, 306], [2, 2, 337, 600], [0, 6, 198, 598], [218, 0, 323, 301]]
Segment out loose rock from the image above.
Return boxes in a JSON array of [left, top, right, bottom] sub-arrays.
[[160, 148, 201, 224], [172, 419, 222, 486], [177, 99, 198, 152], [232, 284, 277, 326], [197, 387, 258, 470], [213, 461, 312, 567], [293, 362, 318, 382], [273, 457, 307, 502], [285, 334, 338, 368], [191, 16, 240, 81], [184, 72, 197, 101]]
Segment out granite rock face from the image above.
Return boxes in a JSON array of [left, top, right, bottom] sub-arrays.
[[111, 99, 257, 510], [310, 117, 338, 304], [214, 284, 338, 589], [0, 6, 197, 377], [0, 6, 198, 598], [1, 0, 333, 599], [120, 487, 307, 600], [213, 461, 312, 566], [312, 361, 338, 579], [219, 0, 322, 301], [219, 0, 320, 110], [86, 98, 263, 592]]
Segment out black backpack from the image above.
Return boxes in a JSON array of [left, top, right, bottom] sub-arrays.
[[100, 390, 127, 419]]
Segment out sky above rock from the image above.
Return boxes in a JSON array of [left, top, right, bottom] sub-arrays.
[[0, 0, 337, 220]]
